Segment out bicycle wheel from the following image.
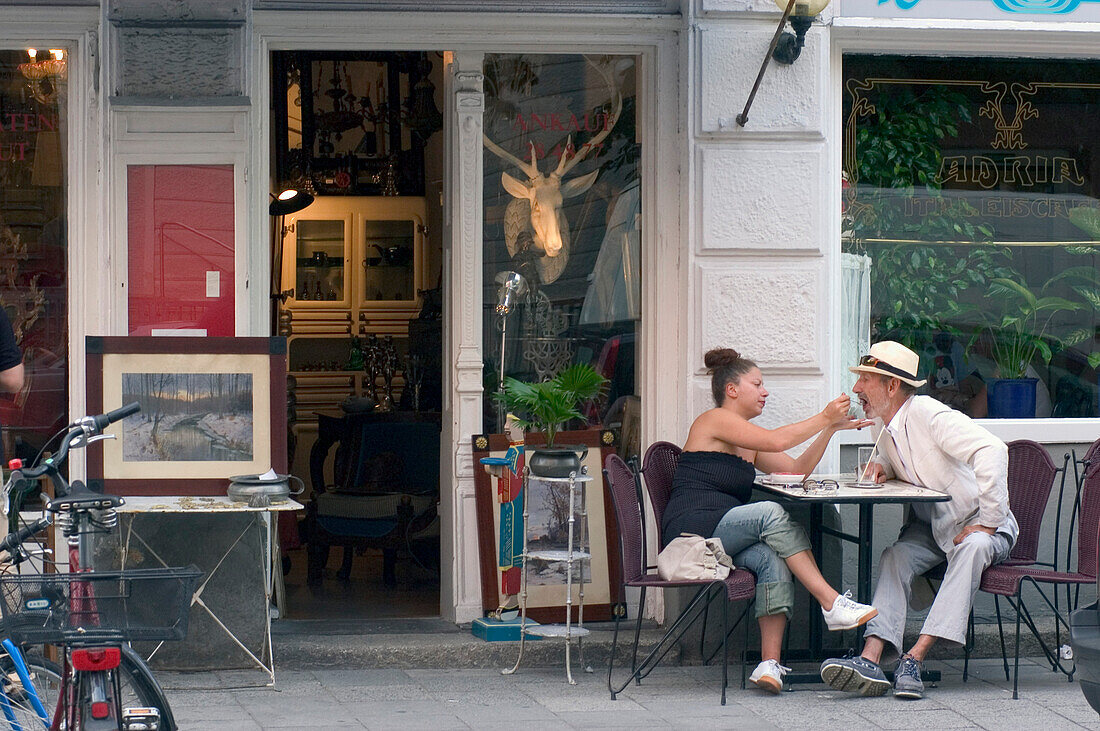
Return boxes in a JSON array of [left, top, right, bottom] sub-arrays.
[[71, 654, 176, 731], [0, 650, 60, 730], [113, 648, 177, 731]]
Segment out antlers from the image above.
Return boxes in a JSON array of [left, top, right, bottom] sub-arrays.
[[482, 136, 539, 179], [553, 56, 623, 180], [483, 55, 623, 181]]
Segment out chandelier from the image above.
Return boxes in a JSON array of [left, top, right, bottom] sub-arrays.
[[19, 49, 66, 106]]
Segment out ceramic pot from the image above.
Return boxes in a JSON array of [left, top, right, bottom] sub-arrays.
[[227, 473, 304, 506], [528, 445, 588, 478], [988, 378, 1038, 418]]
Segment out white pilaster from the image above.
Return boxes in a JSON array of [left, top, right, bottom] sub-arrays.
[[441, 51, 486, 623]]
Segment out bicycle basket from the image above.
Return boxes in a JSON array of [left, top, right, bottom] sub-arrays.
[[0, 566, 203, 645]]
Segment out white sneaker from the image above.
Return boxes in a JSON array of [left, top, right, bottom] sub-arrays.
[[822, 590, 878, 631], [749, 659, 791, 694]]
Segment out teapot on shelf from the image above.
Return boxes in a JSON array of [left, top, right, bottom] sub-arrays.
[[371, 243, 412, 267]]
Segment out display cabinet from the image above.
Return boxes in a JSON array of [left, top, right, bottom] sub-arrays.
[[278, 195, 429, 461], [281, 196, 426, 315]]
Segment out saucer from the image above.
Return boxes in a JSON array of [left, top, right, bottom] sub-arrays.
[[765, 473, 806, 485], [849, 480, 884, 489]]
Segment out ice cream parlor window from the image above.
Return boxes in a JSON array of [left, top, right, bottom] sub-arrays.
[[842, 55, 1100, 419]]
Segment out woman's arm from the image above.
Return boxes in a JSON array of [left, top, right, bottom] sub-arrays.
[[755, 421, 865, 475], [699, 394, 854, 455], [751, 402, 871, 475]]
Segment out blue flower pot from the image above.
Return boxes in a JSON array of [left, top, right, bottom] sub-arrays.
[[988, 378, 1038, 418]]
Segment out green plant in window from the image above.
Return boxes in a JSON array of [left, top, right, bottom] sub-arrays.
[[1068, 208, 1100, 242], [948, 267, 1100, 379], [493, 363, 607, 447], [847, 84, 1009, 352]]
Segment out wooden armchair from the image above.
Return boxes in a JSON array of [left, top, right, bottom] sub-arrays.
[[305, 411, 440, 586]]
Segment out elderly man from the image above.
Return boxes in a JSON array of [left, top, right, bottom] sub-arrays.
[[820, 341, 1017, 700]]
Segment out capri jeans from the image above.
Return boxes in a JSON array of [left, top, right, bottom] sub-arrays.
[[711, 501, 813, 618]]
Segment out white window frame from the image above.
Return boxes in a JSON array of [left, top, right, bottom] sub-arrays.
[[107, 106, 252, 338], [252, 10, 681, 622], [830, 17, 1100, 445]]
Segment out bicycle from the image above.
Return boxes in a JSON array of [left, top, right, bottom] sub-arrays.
[[0, 403, 203, 730]]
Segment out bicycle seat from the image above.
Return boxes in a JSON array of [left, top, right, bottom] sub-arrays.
[[44, 480, 124, 513]]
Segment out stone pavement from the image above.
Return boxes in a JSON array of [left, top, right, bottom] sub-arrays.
[[161, 655, 1100, 730]]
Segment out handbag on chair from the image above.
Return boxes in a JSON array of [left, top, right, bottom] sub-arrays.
[[657, 533, 735, 581]]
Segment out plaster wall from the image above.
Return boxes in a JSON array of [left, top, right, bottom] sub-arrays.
[[688, 2, 834, 461]]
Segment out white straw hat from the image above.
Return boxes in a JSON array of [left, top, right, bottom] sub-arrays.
[[849, 341, 927, 387]]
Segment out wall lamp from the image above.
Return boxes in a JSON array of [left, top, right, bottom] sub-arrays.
[[736, 0, 831, 127]]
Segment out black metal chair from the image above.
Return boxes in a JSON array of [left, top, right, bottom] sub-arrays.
[[603, 452, 755, 705]]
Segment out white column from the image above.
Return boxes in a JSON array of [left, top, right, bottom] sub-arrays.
[[441, 51, 486, 623]]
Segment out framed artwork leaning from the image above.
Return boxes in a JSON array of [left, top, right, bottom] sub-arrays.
[[85, 336, 287, 496], [472, 428, 623, 623]]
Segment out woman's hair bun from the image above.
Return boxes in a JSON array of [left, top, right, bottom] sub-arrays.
[[704, 348, 741, 370]]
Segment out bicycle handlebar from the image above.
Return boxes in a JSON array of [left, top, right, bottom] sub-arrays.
[[10, 403, 142, 487], [0, 515, 51, 554], [94, 401, 141, 432]]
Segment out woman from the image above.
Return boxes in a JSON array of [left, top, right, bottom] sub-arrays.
[[661, 347, 877, 694]]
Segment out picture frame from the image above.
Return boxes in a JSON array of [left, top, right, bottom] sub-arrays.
[[471, 428, 623, 623], [85, 336, 287, 496]]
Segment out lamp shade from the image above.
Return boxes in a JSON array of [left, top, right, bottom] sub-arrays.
[[269, 188, 314, 216], [494, 271, 528, 315], [774, 0, 830, 15]]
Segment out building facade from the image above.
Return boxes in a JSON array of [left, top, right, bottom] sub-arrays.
[[0, 0, 1095, 626]]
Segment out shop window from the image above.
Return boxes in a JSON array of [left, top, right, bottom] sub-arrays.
[[0, 49, 68, 460], [842, 56, 1100, 419], [126, 164, 235, 336], [482, 54, 641, 454]]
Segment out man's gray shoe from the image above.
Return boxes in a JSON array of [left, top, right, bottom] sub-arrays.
[[893, 654, 924, 700], [820, 655, 891, 696]]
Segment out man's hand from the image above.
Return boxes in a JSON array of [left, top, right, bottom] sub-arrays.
[[858, 462, 887, 484], [953, 524, 996, 546]]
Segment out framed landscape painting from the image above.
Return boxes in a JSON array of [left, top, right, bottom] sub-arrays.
[[86, 337, 287, 496]]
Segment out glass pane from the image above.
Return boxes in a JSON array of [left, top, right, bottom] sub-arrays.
[[482, 54, 642, 456], [363, 219, 414, 302], [295, 219, 344, 301], [127, 164, 235, 336], [0, 49, 68, 461], [843, 56, 1100, 418]]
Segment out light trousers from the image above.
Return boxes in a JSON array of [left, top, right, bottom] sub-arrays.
[[712, 501, 812, 618], [863, 519, 1012, 654]]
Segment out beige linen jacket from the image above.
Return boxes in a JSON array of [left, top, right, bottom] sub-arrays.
[[871, 395, 1019, 555]]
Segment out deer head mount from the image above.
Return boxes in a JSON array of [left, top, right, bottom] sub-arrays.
[[484, 56, 623, 284]]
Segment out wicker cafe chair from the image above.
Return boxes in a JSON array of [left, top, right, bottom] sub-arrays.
[[971, 456, 1100, 699], [963, 440, 1062, 682], [642, 442, 760, 668], [603, 453, 755, 706], [1063, 437, 1100, 603]]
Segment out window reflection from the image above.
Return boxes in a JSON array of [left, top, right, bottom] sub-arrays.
[[0, 50, 68, 461], [482, 54, 642, 456], [843, 56, 1100, 418]]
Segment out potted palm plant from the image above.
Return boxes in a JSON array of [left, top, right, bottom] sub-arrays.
[[495, 363, 608, 478], [953, 270, 1100, 417]]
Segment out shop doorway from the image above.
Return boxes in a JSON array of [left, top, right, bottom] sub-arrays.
[[269, 50, 445, 620]]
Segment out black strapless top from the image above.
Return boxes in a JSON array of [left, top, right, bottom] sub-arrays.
[[661, 451, 757, 548]]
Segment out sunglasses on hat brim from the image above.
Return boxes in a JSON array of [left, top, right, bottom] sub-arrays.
[[857, 354, 918, 382]]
